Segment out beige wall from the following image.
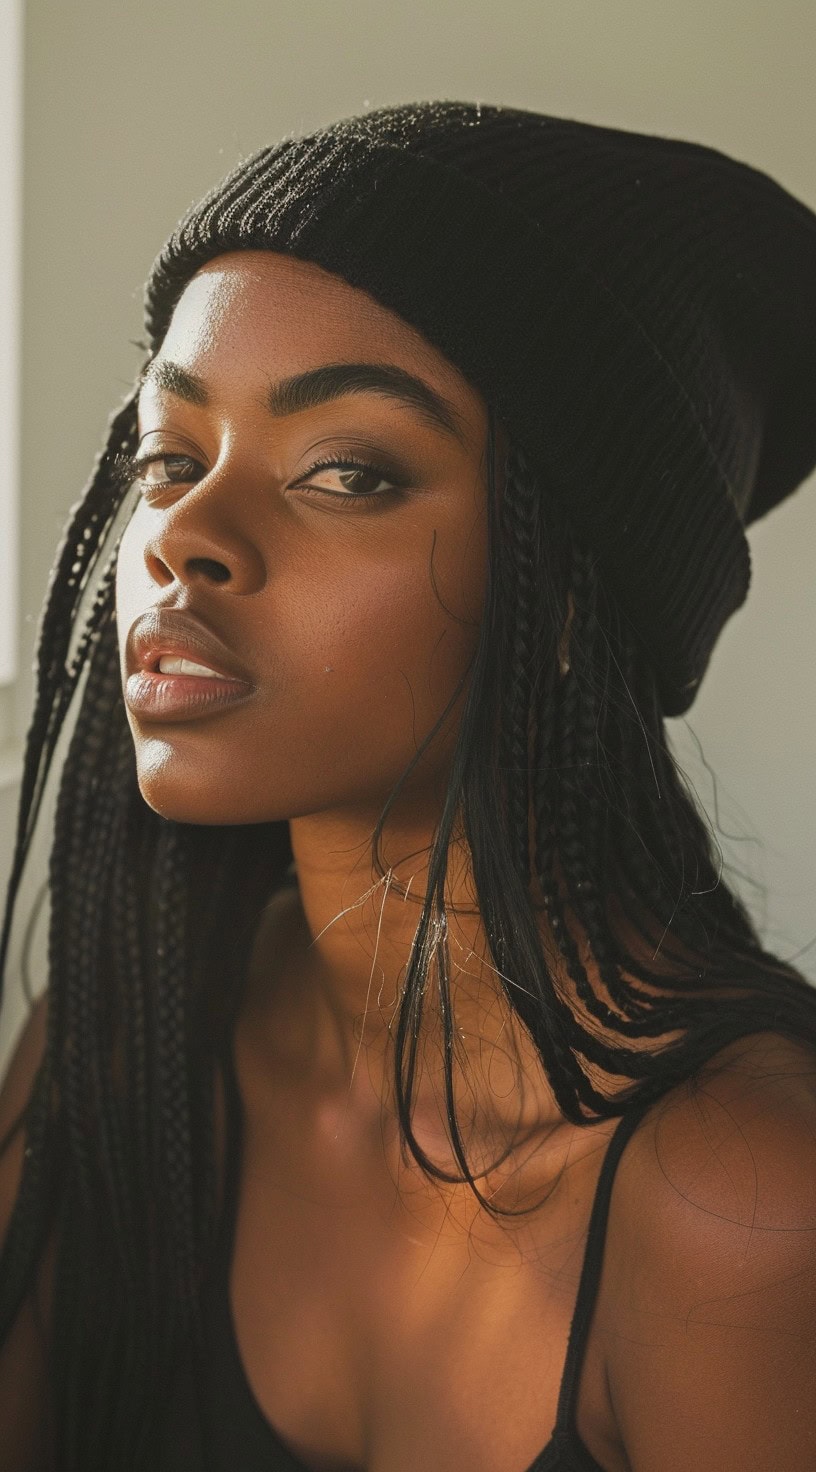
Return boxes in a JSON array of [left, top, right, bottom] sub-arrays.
[[2, 0, 814, 1065]]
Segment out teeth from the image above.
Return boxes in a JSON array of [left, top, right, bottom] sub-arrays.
[[157, 655, 221, 678]]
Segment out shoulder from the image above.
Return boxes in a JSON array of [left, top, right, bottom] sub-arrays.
[[604, 1030, 816, 1471], [615, 1029, 816, 1233], [616, 1028, 816, 1211]]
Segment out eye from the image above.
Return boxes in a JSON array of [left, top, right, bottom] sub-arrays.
[[112, 451, 202, 495], [292, 453, 406, 509]]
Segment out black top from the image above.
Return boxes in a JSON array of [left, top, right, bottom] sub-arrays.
[[161, 1033, 654, 1472]]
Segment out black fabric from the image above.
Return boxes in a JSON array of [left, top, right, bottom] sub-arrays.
[[160, 1031, 656, 1472], [119, 99, 816, 716]]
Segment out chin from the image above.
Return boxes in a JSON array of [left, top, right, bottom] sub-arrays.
[[133, 745, 255, 826], [133, 744, 308, 827], [138, 786, 282, 826], [137, 781, 234, 826]]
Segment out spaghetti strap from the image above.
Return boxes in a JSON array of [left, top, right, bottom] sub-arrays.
[[552, 1093, 655, 1439]]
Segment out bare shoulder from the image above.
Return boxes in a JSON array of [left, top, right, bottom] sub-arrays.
[[617, 1028, 816, 1224], [603, 1030, 816, 1471]]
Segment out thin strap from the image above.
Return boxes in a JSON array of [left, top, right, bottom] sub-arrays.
[[553, 1093, 655, 1437]]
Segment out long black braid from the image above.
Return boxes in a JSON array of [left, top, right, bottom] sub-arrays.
[[0, 400, 814, 1468]]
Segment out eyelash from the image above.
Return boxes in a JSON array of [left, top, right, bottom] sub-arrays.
[[110, 449, 406, 510]]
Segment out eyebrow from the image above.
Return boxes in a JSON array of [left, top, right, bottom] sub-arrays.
[[138, 358, 470, 446]]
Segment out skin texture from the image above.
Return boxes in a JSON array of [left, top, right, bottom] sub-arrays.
[[115, 249, 575, 1167]]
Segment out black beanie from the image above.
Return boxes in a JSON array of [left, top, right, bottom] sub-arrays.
[[128, 100, 816, 716]]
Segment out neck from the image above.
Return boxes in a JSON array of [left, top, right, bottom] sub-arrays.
[[242, 792, 694, 1170], [244, 802, 568, 1159]]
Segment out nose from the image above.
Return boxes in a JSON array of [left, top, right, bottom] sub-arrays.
[[141, 473, 267, 596]]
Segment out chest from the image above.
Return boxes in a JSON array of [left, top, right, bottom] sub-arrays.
[[218, 1056, 629, 1472]]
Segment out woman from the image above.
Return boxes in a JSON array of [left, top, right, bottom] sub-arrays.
[[1, 99, 815, 1471]]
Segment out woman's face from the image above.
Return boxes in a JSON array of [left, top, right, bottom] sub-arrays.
[[115, 250, 496, 826]]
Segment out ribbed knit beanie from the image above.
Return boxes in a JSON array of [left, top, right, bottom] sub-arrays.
[[115, 100, 816, 716]]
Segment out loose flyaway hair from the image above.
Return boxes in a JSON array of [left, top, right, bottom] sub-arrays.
[[0, 392, 815, 1469]]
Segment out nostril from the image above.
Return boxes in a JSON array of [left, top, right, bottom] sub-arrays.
[[190, 558, 230, 583]]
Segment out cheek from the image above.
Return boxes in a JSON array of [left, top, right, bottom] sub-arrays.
[[315, 539, 483, 702], [274, 513, 488, 768]]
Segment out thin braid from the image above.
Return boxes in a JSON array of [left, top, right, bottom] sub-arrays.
[[497, 442, 541, 884], [150, 821, 201, 1317], [532, 543, 645, 1038], [489, 441, 602, 1118], [608, 631, 746, 969], [60, 637, 124, 1207], [553, 545, 675, 1030], [111, 785, 151, 1197], [87, 729, 146, 1277]]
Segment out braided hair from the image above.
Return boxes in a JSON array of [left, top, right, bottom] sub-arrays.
[[0, 393, 814, 1469]]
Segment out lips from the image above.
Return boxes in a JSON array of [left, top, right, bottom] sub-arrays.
[[127, 607, 255, 685], [124, 606, 257, 723]]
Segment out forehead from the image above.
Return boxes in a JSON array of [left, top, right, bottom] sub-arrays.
[[156, 250, 486, 429]]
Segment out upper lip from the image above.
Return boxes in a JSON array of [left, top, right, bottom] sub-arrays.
[[127, 607, 256, 685]]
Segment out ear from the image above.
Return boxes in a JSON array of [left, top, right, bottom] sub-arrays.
[[559, 590, 575, 676]]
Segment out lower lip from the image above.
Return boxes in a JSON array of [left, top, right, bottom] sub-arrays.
[[125, 670, 256, 722]]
